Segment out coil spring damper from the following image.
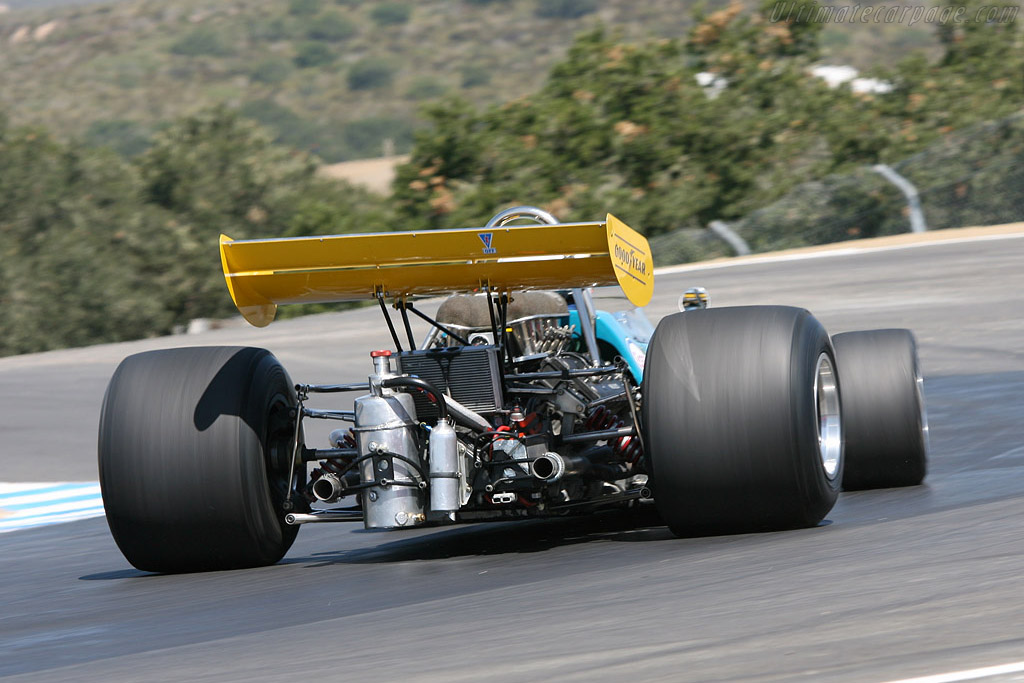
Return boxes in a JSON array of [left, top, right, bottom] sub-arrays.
[[308, 428, 358, 503], [586, 405, 643, 464]]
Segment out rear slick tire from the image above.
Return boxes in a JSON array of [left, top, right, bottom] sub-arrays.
[[832, 329, 928, 490], [642, 306, 843, 536], [98, 346, 300, 573]]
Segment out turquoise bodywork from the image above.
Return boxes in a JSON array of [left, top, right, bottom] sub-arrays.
[[568, 307, 654, 382]]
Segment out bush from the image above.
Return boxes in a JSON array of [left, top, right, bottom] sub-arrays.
[[249, 57, 294, 84], [405, 76, 447, 100], [306, 11, 358, 41], [534, 0, 599, 19], [293, 41, 335, 68], [289, 0, 322, 16], [239, 99, 307, 134], [343, 116, 414, 157], [460, 64, 492, 88], [732, 169, 903, 251], [84, 119, 152, 158], [248, 17, 295, 41], [347, 57, 395, 90], [239, 99, 348, 161], [370, 2, 412, 25], [169, 26, 234, 57], [648, 229, 731, 266]]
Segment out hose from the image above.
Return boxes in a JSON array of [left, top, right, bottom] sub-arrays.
[[380, 376, 449, 421]]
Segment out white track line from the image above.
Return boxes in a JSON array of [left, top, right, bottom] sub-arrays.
[[655, 231, 1024, 275], [884, 660, 1024, 683], [0, 482, 105, 534], [0, 485, 101, 507]]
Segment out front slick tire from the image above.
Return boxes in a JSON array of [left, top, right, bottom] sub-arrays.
[[99, 346, 300, 573], [642, 307, 842, 537]]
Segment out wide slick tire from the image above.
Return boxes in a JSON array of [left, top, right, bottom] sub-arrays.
[[98, 346, 300, 573], [642, 306, 842, 536], [832, 329, 928, 490]]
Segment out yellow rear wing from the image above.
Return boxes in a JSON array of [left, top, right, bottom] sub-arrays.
[[220, 214, 653, 327]]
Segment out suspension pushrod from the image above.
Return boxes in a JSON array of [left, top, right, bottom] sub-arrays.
[[559, 426, 636, 444], [506, 366, 619, 381]]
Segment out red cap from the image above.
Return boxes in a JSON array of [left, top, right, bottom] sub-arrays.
[[370, 350, 392, 358]]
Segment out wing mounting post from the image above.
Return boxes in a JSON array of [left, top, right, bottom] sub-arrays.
[[397, 297, 417, 352], [498, 291, 511, 367], [484, 282, 500, 350], [376, 290, 403, 353]]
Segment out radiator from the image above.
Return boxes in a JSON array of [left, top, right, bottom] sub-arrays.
[[397, 346, 503, 418]]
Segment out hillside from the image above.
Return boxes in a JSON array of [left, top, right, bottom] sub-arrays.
[[0, 0, 941, 162], [1, 0, 1020, 357], [1, 0, 121, 8]]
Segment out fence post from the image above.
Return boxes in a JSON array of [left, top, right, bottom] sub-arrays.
[[708, 220, 751, 256], [872, 164, 928, 233]]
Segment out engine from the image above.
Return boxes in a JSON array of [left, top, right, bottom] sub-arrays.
[[304, 289, 649, 530]]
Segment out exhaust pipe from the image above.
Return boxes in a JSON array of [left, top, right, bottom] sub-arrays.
[[311, 473, 347, 503], [530, 452, 590, 482]]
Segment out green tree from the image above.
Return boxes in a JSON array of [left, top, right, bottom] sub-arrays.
[[83, 119, 152, 157], [396, 7, 948, 237], [0, 127, 171, 355], [0, 106, 393, 355], [135, 108, 322, 321]]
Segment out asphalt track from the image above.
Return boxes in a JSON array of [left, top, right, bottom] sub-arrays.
[[2, 227, 1024, 682]]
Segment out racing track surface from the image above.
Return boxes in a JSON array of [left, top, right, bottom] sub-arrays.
[[2, 229, 1024, 682]]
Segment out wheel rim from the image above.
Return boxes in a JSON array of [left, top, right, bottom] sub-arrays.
[[815, 353, 842, 480], [915, 356, 930, 451]]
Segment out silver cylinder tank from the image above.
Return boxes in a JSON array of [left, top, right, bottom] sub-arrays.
[[354, 391, 424, 529], [429, 419, 460, 514]]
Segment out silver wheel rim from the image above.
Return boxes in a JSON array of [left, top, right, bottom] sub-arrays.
[[915, 356, 930, 451], [815, 353, 842, 480]]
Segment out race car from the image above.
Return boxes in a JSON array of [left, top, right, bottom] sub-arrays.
[[98, 206, 929, 573]]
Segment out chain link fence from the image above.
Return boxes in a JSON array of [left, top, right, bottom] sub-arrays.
[[651, 111, 1024, 265]]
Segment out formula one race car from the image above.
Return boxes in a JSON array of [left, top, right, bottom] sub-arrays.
[[98, 207, 929, 573]]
